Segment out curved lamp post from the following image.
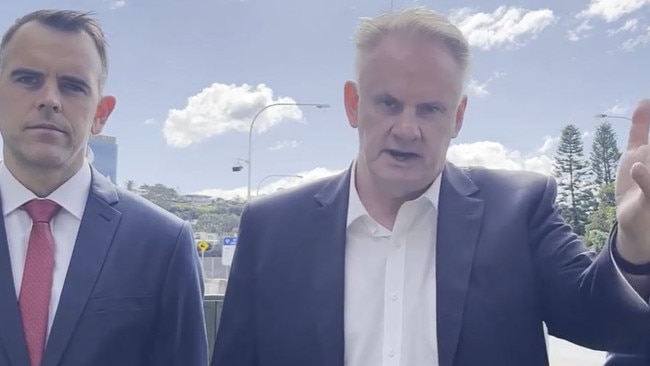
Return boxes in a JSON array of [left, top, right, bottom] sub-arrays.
[[241, 102, 329, 201], [256, 174, 303, 197]]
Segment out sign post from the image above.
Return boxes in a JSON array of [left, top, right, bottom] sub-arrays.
[[197, 240, 209, 275], [222, 236, 237, 280]]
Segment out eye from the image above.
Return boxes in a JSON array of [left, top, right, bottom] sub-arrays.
[[377, 95, 402, 114], [382, 98, 397, 108], [61, 81, 87, 94], [418, 104, 442, 116], [15, 75, 40, 87]]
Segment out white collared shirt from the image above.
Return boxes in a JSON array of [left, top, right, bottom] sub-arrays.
[[0, 161, 91, 335], [344, 162, 441, 366]]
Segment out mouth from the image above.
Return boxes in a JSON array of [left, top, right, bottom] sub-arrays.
[[385, 149, 421, 162], [26, 124, 65, 133]]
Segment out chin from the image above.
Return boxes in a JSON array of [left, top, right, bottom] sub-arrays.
[[22, 150, 70, 169], [378, 176, 430, 198]]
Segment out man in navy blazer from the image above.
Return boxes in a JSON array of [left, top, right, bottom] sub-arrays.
[[0, 9, 207, 366], [212, 6, 650, 366]]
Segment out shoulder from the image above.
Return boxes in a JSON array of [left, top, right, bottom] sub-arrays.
[[245, 173, 342, 215], [459, 165, 554, 194], [459, 166, 555, 189]]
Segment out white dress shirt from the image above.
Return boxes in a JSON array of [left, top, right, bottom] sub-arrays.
[[344, 162, 441, 366], [0, 161, 90, 336]]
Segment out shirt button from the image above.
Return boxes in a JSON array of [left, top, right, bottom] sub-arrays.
[[389, 350, 395, 357], [391, 294, 398, 301]]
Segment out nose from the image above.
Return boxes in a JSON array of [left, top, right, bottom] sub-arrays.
[[391, 112, 421, 141], [37, 83, 62, 113]]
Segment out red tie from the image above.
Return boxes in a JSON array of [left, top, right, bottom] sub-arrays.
[[19, 199, 60, 366]]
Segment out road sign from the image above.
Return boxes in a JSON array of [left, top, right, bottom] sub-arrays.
[[197, 240, 209, 252], [222, 236, 237, 266]]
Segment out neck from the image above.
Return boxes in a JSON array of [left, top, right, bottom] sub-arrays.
[[354, 162, 425, 230], [4, 158, 80, 197]]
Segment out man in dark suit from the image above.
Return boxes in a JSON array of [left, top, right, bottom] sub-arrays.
[[212, 6, 650, 366], [0, 9, 207, 366]]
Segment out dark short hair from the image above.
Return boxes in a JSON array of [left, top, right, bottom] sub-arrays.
[[0, 9, 109, 87]]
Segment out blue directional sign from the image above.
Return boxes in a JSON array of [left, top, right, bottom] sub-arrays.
[[222, 236, 237, 266]]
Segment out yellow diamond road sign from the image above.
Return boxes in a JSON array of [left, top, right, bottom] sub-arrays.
[[198, 240, 209, 252]]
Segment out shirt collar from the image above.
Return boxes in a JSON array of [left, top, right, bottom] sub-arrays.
[[346, 159, 441, 228], [0, 161, 92, 220]]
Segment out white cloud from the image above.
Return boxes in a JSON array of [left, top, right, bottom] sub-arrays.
[[197, 139, 556, 200], [567, 20, 594, 41], [162, 83, 304, 147], [144, 118, 156, 125], [450, 6, 556, 50], [608, 18, 640, 35], [621, 26, 650, 51], [605, 102, 631, 115], [447, 140, 554, 176], [109, 0, 126, 9], [269, 140, 301, 151], [195, 167, 342, 200], [538, 135, 559, 154], [467, 71, 505, 97], [577, 0, 650, 22], [468, 80, 489, 97]]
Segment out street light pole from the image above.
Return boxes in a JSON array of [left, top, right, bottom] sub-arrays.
[[246, 102, 329, 201], [256, 174, 303, 197], [594, 113, 632, 122]]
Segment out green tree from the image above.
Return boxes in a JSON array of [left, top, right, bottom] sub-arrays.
[[554, 124, 595, 236], [584, 182, 616, 251], [125, 180, 136, 192], [590, 122, 621, 185], [139, 183, 179, 210]]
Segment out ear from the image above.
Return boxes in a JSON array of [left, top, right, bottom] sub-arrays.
[[452, 94, 467, 138], [343, 81, 360, 128], [91, 95, 116, 135]]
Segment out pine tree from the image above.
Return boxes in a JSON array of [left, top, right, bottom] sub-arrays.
[[590, 122, 621, 186], [553, 124, 595, 236], [584, 182, 616, 251]]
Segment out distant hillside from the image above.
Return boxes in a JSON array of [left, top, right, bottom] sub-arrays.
[[126, 182, 245, 234]]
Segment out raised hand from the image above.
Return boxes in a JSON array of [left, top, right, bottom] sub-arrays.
[[616, 99, 650, 263]]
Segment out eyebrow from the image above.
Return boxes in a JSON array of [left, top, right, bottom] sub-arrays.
[[375, 92, 447, 108], [9, 67, 42, 78]]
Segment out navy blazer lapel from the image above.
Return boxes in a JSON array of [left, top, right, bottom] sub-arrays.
[[42, 168, 121, 366], [0, 206, 29, 366], [436, 163, 484, 366], [311, 168, 350, 366]]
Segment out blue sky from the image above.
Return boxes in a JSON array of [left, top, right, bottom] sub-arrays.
[[2, 0, 649, 199]]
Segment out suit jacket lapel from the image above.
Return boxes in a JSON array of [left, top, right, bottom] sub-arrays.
[[311, 169, 350, 366], [42, 168, 121, 366], [0, 208, 29, 366], [436, 163, 484, 366]]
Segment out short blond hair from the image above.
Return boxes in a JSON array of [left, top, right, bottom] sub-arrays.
[[353, 6, 470, 79]]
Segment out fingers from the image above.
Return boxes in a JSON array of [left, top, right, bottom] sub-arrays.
[[631, 162, 650, 200], [627, 99, 650, 150]]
